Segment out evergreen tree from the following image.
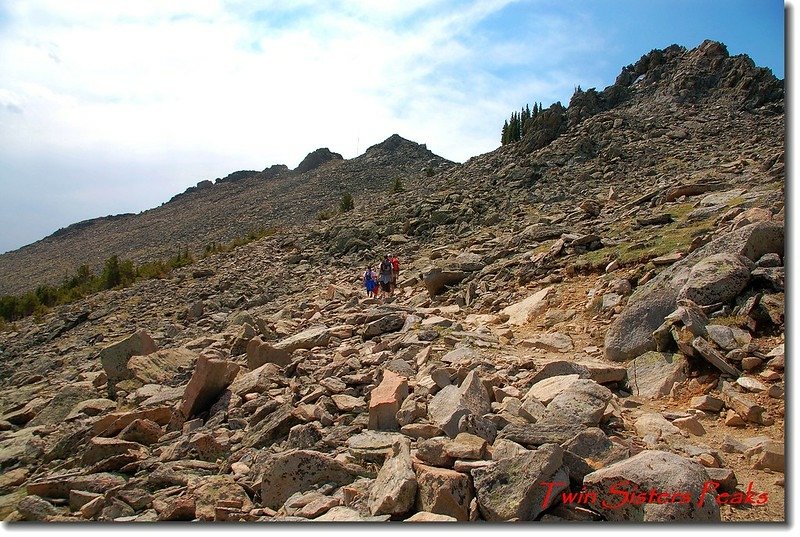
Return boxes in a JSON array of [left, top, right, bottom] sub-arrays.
[[500, 100, 549, 145], [100, 255, 122, 289]]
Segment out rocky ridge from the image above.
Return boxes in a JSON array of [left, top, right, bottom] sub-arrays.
[[0, 134, 453, 296], [0, 40, 785, 523]]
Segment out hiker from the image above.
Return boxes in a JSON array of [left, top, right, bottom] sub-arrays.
[[363, 266, 377, 298], [379, 255, 393, 298], [390, 253, 400, 294]]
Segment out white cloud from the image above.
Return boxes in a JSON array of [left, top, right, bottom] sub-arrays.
[[0, 0, 609, 252]]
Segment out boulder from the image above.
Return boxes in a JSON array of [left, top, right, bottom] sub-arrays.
[[706, 325, 752, 351], [541, 379, 613, 426], [81, 437, 147, 469], [368, 371, 409, 431], [427, 385, 471, 438], [243, 404, 301, 449], [422, 267, 469, 297], [471, 444, 568, 521], [126, 348, 197, 385], [523, 374, 582, 405], [368, 440, 417, 516], [188, 475, 254, 521], [16, 495, 59, 521], [626, 352, 688, 399], [275, 326, 331, 353], [259, 450, 367, 509], [414, 463, 473, 521], [348, 431, 406, 465], [27, 472, 126, 499], [499, 423, 585, 447], [582, 450, 720, 521], [118, 418, 163, 445], [230, 362, 283, 396], [521, 332, 574, 353], [560, 427, 628, 481], [458, 371, 492, 417], [99, 330, 158, 396], [677, 253, 753, 306], [92, 406, 173, 436], [246, 337, 291, 369], [177, 354, 240, 422], [363, 313, 406, 339], [604, 222, 783, 362], [634, 413, 681, 441], [404, 512, 457, 522], [501, 287, 553, 326], [27, 385, 99, 427], [530, 361, 590, 384]]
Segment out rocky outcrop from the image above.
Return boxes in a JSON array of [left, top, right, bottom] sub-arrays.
[[294, 148, 343, 174]]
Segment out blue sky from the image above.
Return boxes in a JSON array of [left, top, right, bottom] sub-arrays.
[[0, 0, 787, 254]]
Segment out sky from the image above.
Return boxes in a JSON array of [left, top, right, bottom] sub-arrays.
[[0, 0, 787, 254]]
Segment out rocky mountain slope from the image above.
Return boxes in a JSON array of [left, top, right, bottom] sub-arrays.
[[0, 40, 785, 523], [0, 134, 453, 296]]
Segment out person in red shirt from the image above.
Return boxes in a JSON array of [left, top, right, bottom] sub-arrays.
[[390, 254, 400, 295]]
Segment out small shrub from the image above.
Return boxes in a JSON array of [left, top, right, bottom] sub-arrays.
[[390, 177, 405, 193], [339, 192, 354, 213]]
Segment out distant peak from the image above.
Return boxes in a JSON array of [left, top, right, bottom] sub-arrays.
[[294, 148, 343, 174], [364, 134, 426, 155]]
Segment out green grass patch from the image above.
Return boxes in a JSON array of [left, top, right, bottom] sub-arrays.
[[577, 202, 713, 269]]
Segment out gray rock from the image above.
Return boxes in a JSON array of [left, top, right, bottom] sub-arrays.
[[427, 385, 470, 438], [626, 352, 688, 399], [422, 268, 469, 297], [275, 326, 331, 353], [560, 427, 629, 481], [243, 404, 301, 448], [498, 423, 586, 447], [692, 337, 742, 377], [706, 324, 751, 351], [471, 444, 568, 521], [690, 395, 724, 412], [541, 379, 612, 426], [523, 374, 582, 405], [363, 314, 406, 340], [458, 371, 491, 417], [583, 450, 720, 521], [634, 413, 681, 440], [286, 423, 322, 450], [530, 361, 591, 384], [491, 438, 529, 460], [457, 413, 498, 443], [677, 253, 753, 306], [99, 329, 158, 396], [27, 385, 99, 428], [604, 222, 783, 362], [230, 362, 283, 396], [519, 396, 547, 423], [16, 494, 59, 521], [521, 332, 574, 353], [348, 431, 406, 465], [246, 337, 291, 369], [368, 440, 417, 516], [259, 450, 368, 510]]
